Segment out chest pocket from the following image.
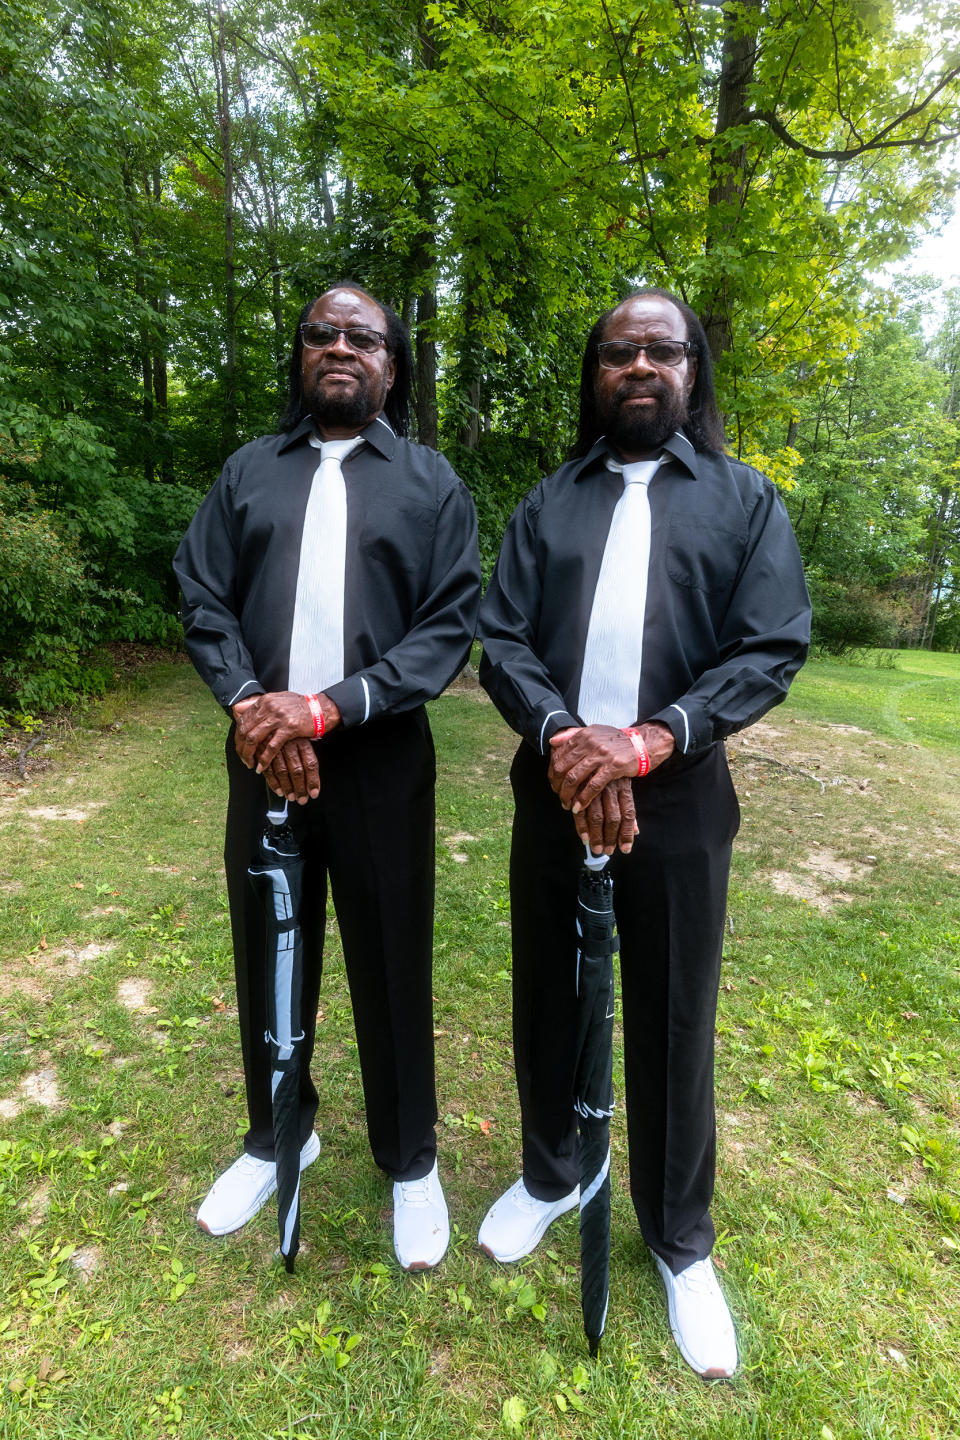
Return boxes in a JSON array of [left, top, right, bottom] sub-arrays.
[[665, 520, 746, 594]]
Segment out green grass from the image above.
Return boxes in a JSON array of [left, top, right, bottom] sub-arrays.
[[0, 654, 958, 1437], [785, 648, 960, 749]]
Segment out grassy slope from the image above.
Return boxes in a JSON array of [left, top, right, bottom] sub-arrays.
[[0, 652, 957, 1438]]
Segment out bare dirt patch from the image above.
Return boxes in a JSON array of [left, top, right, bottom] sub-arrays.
[[763, 847, 871, 911], [117, 977, 157, 1012], [805, 849, 868, 883], [442, 666, 488, 698], [440, 828, 476, 864], [40, 940, 115, 977], [71, 1247, 102, 1283], [22, 1181, 51, 1226], [728, 710, 960, 886], [0, 970, 51, 1001], [24, 803, 104, 822], [765, 871, 843, 912], [6, 1068, 62, 1112]]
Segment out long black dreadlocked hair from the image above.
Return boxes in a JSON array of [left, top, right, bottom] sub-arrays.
[[572, 288, 726, 458], [278, 283, 413, 437]]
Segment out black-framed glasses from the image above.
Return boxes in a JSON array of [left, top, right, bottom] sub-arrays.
[[597, 339, 691, 370], [300, 322, 387, 354]]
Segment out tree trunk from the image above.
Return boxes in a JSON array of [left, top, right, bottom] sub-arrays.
[[804, 489, 832, 565], [457, 278, 483, 449], [702, 0, 760, 363], [212, 2, 239, 460], [150, 169, 173, 482], [409, 12, 439, 448], [414, 273, 438, 449], [122, 162, 154, 482], [916, 486, 955, 647], [459, 379, 481, 448]]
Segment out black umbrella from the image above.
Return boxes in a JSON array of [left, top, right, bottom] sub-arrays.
[[572, 848, 618, 1356], [247, 797, 306, 1272]]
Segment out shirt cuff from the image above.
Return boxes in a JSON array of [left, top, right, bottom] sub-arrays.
[[537, 708, 580, 753], [324, 674, 369, 728], [222, 677, 264, 712], [648, 702, 710, 755]]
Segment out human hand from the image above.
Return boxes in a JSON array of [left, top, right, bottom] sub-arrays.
[[572, 777, 638, 856], [233, 691, 341, 771], [263, 738, 321, 804], [548, 721, 675, 813]]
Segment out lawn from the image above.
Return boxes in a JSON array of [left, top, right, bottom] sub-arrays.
[[0, 650, 958, 1438]]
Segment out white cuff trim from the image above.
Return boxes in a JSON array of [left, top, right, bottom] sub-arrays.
[[227, 679, 261, 707], [669, 703, 690, 753], [360, 676, 371, 724], [539, 709, 568, 754]]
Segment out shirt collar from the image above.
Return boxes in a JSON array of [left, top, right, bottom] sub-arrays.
[[573, 430, 701, 481], [277, 412, 396, 459]]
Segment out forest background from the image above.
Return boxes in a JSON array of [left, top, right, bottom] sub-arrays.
[[2, 0, 960, 713]]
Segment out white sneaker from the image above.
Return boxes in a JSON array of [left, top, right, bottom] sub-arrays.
[[653, 1252, 738, 1378], [197, 1132, 321, 1236], [478, 1177, 579, 1263], [393, 1160, 449, 1271]]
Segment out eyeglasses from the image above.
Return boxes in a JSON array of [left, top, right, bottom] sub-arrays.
[[300, 322, 387, 354], [597, 339, 691, 370]]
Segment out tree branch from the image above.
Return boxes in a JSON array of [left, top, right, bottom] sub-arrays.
[[745, 64, 960, 160]]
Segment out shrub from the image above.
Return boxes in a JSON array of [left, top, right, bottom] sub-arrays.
[[0, 492, 114, 708], [807, 571, 902, 656], [445, 436, 543, 579]]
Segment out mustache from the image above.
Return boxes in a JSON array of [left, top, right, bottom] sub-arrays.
[[612, 378, 668, 403]]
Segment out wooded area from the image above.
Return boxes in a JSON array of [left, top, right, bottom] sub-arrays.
[[2, 0, 959, 710]]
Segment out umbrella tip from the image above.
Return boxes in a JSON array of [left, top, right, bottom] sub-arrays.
[[284, 1254, 296, 1274], [588, 1335, 601, 1358]]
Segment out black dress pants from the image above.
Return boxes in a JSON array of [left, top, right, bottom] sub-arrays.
[[223, 707, 438, 1182], [509, 739, 739, 1272]]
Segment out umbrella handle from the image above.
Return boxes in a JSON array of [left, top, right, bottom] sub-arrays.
[[266, 799, 289, 827], [583, 842, 610, 873]]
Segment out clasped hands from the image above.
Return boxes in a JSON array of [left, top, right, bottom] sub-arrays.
[[547, 721, 675, 856], [232, 691, 341, 803]]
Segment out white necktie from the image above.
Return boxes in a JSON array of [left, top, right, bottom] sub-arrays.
[[287, 435, 362, 693], [577, 456, 660, 727]]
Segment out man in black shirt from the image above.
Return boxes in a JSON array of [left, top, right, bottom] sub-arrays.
[[174, 285, 481, 1271], [477, 289, 810, 1375]]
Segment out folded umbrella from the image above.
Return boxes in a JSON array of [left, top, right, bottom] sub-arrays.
[[572, 847, 618, 1356], [247, 796, 306, 1272]]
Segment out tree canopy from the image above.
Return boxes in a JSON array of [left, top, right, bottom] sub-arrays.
[[1, 0, 959, 706]]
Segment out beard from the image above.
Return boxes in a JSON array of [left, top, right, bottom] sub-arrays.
[[304, 367, 382, 429], [599, 377, 689, 455]]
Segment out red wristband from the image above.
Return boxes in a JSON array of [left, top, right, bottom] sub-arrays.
[[305, 693, 324, 739], [621, 726, 650, 777]]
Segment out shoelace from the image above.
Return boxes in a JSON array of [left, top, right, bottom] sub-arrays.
[[674, 1260, 715, 1296], [235, 1153, 272, 1176], [397, 1176, 433, 1207], [511, 1182, 545, 1213]]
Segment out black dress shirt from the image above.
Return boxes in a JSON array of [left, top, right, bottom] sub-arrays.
[[174, 415, 481, 725], [478, 432, 811, 754]]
